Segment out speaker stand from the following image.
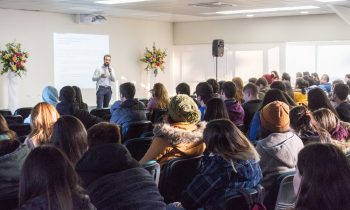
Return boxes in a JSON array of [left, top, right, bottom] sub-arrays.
[[215, 56, 218, 81]]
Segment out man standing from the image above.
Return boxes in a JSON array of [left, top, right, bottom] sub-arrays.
[[92, 54, 116, 109]]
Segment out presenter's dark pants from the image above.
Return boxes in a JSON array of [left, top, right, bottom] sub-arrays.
[[96, 86, 112, 109]]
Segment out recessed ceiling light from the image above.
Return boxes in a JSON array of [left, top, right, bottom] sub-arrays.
[[216, 6, 320, 15], [95, 0, 149, 5], [246, 14, 255, 17], [300, 11, 309, 14], [315, 0, 347, 2]]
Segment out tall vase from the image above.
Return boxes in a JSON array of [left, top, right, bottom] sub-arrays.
[[7, 71, 18, 112]]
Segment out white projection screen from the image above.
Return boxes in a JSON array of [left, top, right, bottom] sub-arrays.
[[54, 33, 109, 89]]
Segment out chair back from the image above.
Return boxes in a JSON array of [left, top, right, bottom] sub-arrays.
[[149, 109, 167, 123], [0, 109, 12, 116], [139, 99, 149, 107], [159, 156, 202, 203], [4, 115, 23, 124], [90, 108, 111, 121], [225, 185, 266, 210], [124, 137, 153, 161], [121, 120, 153, 143], [275, 174, 296, 210], [14, 107, 33, 119], [9, 124, 31, 137], [143, 160, 161, 186]]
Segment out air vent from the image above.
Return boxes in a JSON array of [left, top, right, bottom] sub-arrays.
[[189, 1, 236, 8]]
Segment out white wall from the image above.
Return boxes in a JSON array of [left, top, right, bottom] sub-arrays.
[[174, 14, 350, 45], [0, 9, 173, 110]]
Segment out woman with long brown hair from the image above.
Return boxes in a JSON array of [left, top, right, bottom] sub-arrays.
[[232, 77, 244, 103], [24, 102, 60, 149], [0, 115, 16, 141], [147, 83, 170, 113]]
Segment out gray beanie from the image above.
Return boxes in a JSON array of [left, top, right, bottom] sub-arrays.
[[168, 94, 200, 124]]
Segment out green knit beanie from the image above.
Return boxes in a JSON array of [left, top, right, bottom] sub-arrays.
[[168, 94, 200, 124]]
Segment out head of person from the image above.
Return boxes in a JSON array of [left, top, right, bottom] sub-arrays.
[[203, 98, 229, 122], [29, 102, 60, 146], [271, 71, 279, 80], [296, 72, 303, 78], [295, 78, 309, 94], [262, 74, 273, 85], [259, 89, 290, 111], [220, 81, 236, 100], [151, 83, 169, 109], [260, 101, 290, 138], [87, 122, 121, 147], [51, 116, 88, 165], [347, 80, 350, 90], [203, 119, 259, 161], [232, 77, 243, 91], [312, 108, 339, 133], [243, 83, 259, 102], [119, 82, 136, 102], [332, 79, 344, 91], [206, 79, 219, 94], [103, 54, 111, 67], [293, 143, 350, 210], [256, 77, 268, 90], [176, 82, 191, 96], [311, 72, 319, 81], [333, 83, 349, 104], [195, 82, 214, 106], [345, 74, 350, 83], [283, 81, 295, 101], [72, 86, 84, 107], [59, 86, 76, 104], [302, 72, 310, 77], [19, 145, 83, 210], [320, 74, 330, 84], [248, 77, 257, 84], [218, 80, 226, 93], [167, 94, 200, 124], [0, 114, 16, 140], [281, 72, 291, 82], [270, 81, 286, 92], [303, 75, 314, 87], [308, 88, 337, 115], [42, 86, 59, 107]]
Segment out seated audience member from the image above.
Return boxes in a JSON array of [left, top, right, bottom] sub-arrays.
[[242, 83, 262, 133], [232, 77, 244, 103], [51, 116, 88, 165], [0, 115, 17, 141], [262, 74, 274, 85], [308, 87, 338, 116], [218, 80, 226, 93], [72, 86, 88, 111], [256, 101, 304, 188], [147, 83, 170, 113], [271, 70, 280, 81], [203, 98, 229, 122], [76, 123, 165, 210], [175, 82, 191, 96], [24, 102, 60, 149], [248, 77, 257, 84], [206, 79, 220, 98], [296, 72, 303, 79], [312, 108, 350, 142], [311, 72, 320, 85], [270, 81, 286, 92], [57, 86, 101, 129], [283, 81, 295, 101], [17, 146, 95, 210], [281, 72, 291, 82], [220, 81, 245, 126], [293, 143, 350, 210], [333, 84, 350, 122], [24, 86, 59, 123], [318, 74, 332, 93], [289, 106, 331, 144], [256, 77, 269, 99], [140, 94, 205, 165], [195, 82, 214, 120], [177, 119, 262, 210], [293, 78, 309, 106], [110, 82, 147, 126]]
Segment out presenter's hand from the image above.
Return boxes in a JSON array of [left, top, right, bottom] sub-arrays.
[[100, 74, 107, 78]]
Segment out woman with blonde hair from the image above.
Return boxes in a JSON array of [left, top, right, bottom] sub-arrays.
[[24, 102, 60, 149], [147, 83, 170, 113], [232, 77, 244, 103]]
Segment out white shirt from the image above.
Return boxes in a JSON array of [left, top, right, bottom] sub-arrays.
[[92, 65, 116, 89]]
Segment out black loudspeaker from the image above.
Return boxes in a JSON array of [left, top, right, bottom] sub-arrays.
[[212, 39, 224, 57]]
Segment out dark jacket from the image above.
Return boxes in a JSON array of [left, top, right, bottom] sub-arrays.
[[0, 143, 30, 200], [76, 143, 166, 210], [336, 102, 350, 123], [110, 99, 147, 126], [224, 99, 245, 125], [242, 99, 262, 133]]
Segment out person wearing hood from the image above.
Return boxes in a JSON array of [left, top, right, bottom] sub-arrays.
[[220, 81, 245, 126], [256, 101, 304, 188]]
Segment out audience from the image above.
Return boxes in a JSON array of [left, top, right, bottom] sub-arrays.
[[24, 102, 60, 149], [206, 79, 220, 97], [195, 82, 214, 120], [175, 82, 191, 96], [256, 77, 269, 99], [147, 82, 170, 113], [232, 77, 244, 103], [75, 122, 166, 210], [307, 87, 338, 116], [72, 86, 88, 111], [319, 74, 332, 93], [0, 114, 17, 140], [220, 81, 245, 126], [110, 82, 147, 126], [311, 72, 320, 85], [140, 94, 205, 165], [203, 98, 229, 122], [242, 83, 262, 133], [270, 81, 286, 92], [293, 78, 309, 106], [293, 143, 350, 210], [271, 70, 279, 81], [296, 72, 303, 79], [281, 72, 291, 82], [51, 116, 88, 165], [256, 101, 304, 188], [333, 83, 350, 123], [248, 77, 257, 84], [283, 80, 295, 101], [262, 74, 274, 85], [18, 146, 96, 210]]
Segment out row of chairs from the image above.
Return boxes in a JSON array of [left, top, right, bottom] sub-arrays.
[[0, 108, 33, 119]]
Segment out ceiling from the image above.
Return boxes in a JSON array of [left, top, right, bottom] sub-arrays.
[[0, 0, 349, 22]]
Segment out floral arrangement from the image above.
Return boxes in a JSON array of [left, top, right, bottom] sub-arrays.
[[140, 43, 167, 77], [0, 42, 29, 77]]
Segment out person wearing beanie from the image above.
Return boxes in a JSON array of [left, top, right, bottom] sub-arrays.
[[140, 94, 206, 166], [256, 101, 304, 190]]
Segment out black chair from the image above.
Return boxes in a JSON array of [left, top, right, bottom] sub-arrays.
[[143, 160, 161, 186], [14, 107, 32, 119], [149, 109, 167, 123], [0, 109, 12, 116], [121, 120, 153, 143], [140, 131, 154, 138], [159, 156, 202, 203], [90, 108, 111, 121], [124, 137, 153, 161], [9, 124, 31, 137], [225, 185, 265, 210], [139, 98, 149, 107], [0, 197, 18, 210], [4, 115, 23, 125]]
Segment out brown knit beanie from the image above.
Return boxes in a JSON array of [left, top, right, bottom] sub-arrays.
[[260, 101, 290, 132], [168, 94, 200, 124]]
